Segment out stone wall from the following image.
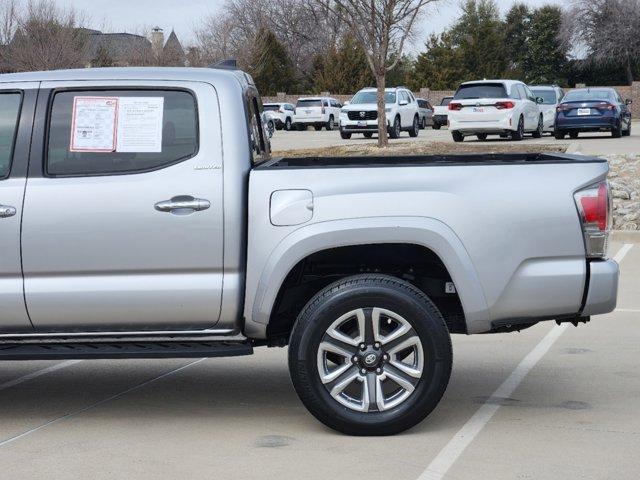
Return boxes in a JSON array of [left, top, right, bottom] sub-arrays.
[[609, 155, 640, 231], [263, 82, 640, 116]]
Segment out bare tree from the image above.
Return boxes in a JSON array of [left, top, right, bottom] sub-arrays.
[[0, 0, 89, 72], [563, 0, 640, 84], [314, 0, 440, 147], [193, 0, 345, 84]]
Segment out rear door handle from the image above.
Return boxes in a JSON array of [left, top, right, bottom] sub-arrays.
[[154, 195, 211, 215], [0, 205, 16, 218]]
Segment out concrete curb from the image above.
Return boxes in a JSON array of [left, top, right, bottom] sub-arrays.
[[612, 230, 640, 243]]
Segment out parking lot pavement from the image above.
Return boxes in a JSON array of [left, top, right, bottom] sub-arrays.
[[0, 241, 637, 480], [270, 121, 640, 156]]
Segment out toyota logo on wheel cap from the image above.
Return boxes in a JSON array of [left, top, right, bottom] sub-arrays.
[[364, 353, 377, 365]]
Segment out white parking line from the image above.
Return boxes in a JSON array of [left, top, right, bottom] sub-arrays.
[[0, 360, 82, 392], [0, 357, 206, 447], [615, 308, 640, 313], [614, 244, 634, 263], [418, 243, 634, 480]]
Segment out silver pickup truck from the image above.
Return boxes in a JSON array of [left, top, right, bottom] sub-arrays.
[[0, 67, 618, 435]]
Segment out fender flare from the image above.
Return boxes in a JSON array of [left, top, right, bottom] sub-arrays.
[[243, 216, 491, 337]]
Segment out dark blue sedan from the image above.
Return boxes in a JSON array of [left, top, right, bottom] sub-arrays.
[[554, 88, 632, 139]]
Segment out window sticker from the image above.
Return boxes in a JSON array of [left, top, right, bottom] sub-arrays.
[[116, 97, 164, 153], [69, 97, 119, 152]]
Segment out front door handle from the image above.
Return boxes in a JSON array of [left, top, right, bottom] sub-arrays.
[[154, 195, 211, 215], [0, 205, 16, 218]]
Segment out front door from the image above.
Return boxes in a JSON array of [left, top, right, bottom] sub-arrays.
[[0, 83, 38, 334], [21, 81, 225, 333]]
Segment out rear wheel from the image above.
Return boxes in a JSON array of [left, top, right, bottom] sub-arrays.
[[285, 117, 292, 131], [532, 115, 543, 138], [340, 131, 352, 140], [451, 130, 464, 142], [409, 116, 419, 138], [623, 121, 631, 137], [569, 131, 579, 139], [476, 133, 488, 141], [511, 116, 524, 141], [612, 120, 622, 138], [554, 130, 565, 140], [326, 116, 335, 131], [389, 116, 401, 139], [288, 274, 452, 436], [363, 132, 374, 139], [314, 125, 323, 131]]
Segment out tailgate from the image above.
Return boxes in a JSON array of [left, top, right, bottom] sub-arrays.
[[453, 99, 508, 122]]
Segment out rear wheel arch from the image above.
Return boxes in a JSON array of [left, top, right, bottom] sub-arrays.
[[244, 219, 490, 342]]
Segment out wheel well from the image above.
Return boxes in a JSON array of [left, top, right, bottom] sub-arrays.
[[266, 243, 466, 345]]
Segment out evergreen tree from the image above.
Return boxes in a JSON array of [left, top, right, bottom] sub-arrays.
[[524, 6, 567, 84], [312, 33, 374, 92], [249, 28, 298, 96], [449, 0, 508, 81], [504, 3, 531, 79], [408, 32, 464, 90]]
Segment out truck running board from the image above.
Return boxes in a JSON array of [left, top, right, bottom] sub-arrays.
[[0, 340, 253, 360]]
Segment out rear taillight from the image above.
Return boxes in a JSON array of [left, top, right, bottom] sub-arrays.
[[495, 101, 515, 109], [596, 102, 615, 111], [574, 181, 611, 258], [556, 104, 571, 112], [448, 102, 462, 111]]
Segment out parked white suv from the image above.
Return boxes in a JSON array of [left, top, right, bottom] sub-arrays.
[[293, 97, 341, 131], [339, 87, 420, 139], [530, 85, 564, 133], [263, 102, 295, 131], [448, 80, 544, 142]]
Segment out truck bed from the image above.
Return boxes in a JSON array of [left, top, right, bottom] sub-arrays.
[[257, 153, 606, 169]]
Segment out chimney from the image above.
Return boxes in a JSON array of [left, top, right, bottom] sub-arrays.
[[151, 26, 164, 56]]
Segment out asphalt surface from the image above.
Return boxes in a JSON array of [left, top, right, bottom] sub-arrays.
[[0, 240, 637, 479], [271, 121, 640, 156]]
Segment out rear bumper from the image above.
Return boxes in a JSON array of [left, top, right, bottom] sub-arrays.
[[581, 259, 619, 316], [556, 115, 617, 131], [294, 116, 326, 125], [449, 116, 513, 134], [433, 114, 447, 125]]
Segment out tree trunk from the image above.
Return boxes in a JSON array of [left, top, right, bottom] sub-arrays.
[[626, 57, 634, 85], [376, 73, 388, 148]]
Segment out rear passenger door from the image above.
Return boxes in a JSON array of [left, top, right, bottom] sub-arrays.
[[22, 81, 225, 333], [0, 83, 38, 334]]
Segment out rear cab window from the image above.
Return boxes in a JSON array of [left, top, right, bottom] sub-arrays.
[[46, 89, 197, 176], [0, 93, 22, 179], [454, 83, 508, 100], [297, 99, 322, 108]]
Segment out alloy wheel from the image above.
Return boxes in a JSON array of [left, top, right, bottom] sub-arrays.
[[317, 307, 424, 412]]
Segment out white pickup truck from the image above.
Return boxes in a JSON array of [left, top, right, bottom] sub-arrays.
[[0, 67, 618, 436]]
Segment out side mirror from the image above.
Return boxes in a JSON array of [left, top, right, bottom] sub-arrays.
[[625, 99, 633, 105], [536, 97, 544, 104], [399, 100, 408, 106]]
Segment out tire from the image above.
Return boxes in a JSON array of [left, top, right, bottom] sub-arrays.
[[476, 133, 487, 141], [340, 131, 352, 140], [285, 118, 292, 131], [314, 125, 323, 131], [451, 130, 464, 142], [511, 116, 524, 141], [420, 117, 427, 130], [388, 116, 401, 139], [363, 132, 374, 139], [266, 120, 275, 137], [623, 121, 631, 137], [297, 124, 306, 131], [532, 115, 543, 138], [612, 120, 622, 138], [409, 116, 419, 137], [288, 274, 452, 436], [554, 130, 565, 140], [326, 116, 335, 131], [569, 131, 579, 139], [432, 124, 441, 130]]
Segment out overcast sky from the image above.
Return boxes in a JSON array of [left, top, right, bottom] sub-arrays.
[[58, 0, 558, 51]]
